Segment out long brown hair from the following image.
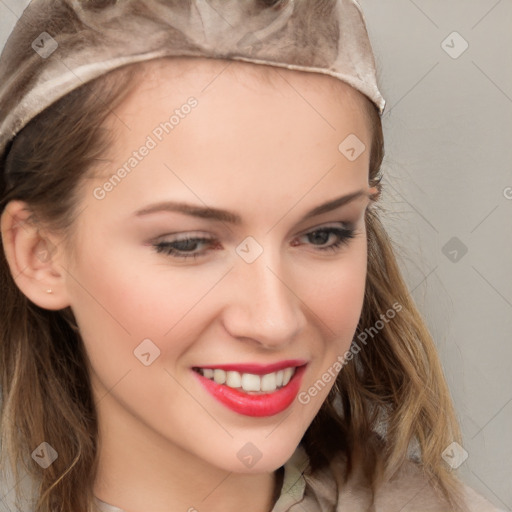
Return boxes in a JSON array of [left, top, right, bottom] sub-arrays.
[[0, 61, 465, 512]]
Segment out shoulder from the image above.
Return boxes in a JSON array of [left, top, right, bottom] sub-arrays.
[[371, 458, 502, 512], [302, 448, 503, 512], [456, 482, 507, 512]]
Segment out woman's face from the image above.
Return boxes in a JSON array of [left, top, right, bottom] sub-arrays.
[[59, 58, 374, 474]]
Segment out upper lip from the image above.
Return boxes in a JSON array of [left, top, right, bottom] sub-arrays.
[[193, 359, 308, 375]]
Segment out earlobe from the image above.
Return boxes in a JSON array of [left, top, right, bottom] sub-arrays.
[[0, 200, 71, 310]]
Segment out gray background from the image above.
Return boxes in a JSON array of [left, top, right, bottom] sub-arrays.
[[1, 0, 511, 510], [359, 1, 512, 509]]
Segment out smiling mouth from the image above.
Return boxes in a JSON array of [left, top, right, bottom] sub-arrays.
[[192, 366, 297, 394], [192, 363, 307, 417]]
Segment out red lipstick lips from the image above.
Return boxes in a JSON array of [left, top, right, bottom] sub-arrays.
[[192, 359, 307, 417]]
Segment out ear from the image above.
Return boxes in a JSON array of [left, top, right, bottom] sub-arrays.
[[1, 200, 71, 310]]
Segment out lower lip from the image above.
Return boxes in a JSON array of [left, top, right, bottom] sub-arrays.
[[192, 365, 307, 417]]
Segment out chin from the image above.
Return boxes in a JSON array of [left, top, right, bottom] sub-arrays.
[[209, 429, 308, 474]]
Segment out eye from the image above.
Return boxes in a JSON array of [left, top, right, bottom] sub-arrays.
[[152, 236, 218, 260], [151, 224, 356, 261], [292, 225, 356, 253]]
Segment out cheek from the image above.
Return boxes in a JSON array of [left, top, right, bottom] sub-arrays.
[[295, 235, 367, 403], [301, 236, 368, 343], [65, 240, 230, 375]]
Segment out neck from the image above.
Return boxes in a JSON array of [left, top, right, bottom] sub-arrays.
[[96, 468, 285, 512]]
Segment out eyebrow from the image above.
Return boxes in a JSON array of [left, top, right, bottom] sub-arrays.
[[134, 189, 370, 224]]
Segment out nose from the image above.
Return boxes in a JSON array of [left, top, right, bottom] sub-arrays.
[[221, 246, 306, 349]]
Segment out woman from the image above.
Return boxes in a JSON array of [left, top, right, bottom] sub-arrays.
[[0, 1, 503, 511]]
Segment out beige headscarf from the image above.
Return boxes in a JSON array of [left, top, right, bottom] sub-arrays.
[[0, 0, 385, 166]]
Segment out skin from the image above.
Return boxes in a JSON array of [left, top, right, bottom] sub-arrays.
[[2, 58, 376, 512]]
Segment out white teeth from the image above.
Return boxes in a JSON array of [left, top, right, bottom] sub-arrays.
[[203, 368, 214, 379], [261, 372, 277, 392], [213, 369, 226, 384], [225, 371, 242, 388], [241, 373, 261, 392], [282, 367, 294, 386], [197, 366, 296, 393]]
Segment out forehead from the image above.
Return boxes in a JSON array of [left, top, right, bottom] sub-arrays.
[[123, 56, 370, 122], [97, 57, 372, 181], [69, 54, 374, 251]]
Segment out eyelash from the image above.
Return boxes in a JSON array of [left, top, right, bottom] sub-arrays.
[[152, 225, 356, 260]]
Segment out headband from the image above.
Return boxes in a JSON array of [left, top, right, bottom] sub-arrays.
[[0, 0, 386, 164]]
